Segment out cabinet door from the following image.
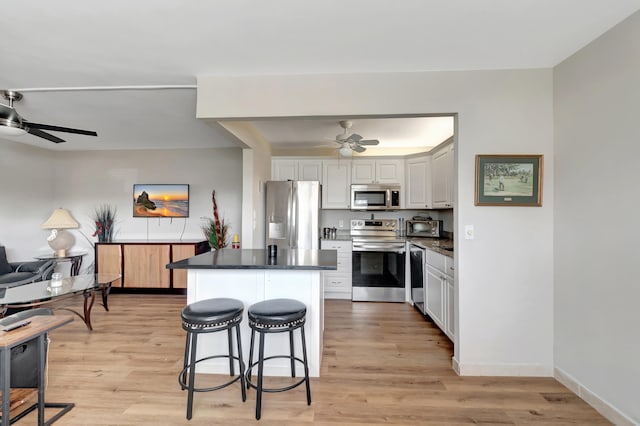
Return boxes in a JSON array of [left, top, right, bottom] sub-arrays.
[[432, 144, 453, 208], [96, 244, 122, 288], [445, 276, 455, 340], [171, 244, 196, 289], [272, 159, 298, 181], [405, 155, 432, 209], [351, 160, 376, 184], [123, 245, 170, 288], [298, 160, 323, 181], [425, 265, 444, 328], [376, 159, 404, 184], [322, 160, 352, 209]]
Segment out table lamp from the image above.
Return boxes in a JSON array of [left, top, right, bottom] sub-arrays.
[[41, 208, 79, 257]]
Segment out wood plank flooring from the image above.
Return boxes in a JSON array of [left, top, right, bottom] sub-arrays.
[[23, 295, 610, 425]]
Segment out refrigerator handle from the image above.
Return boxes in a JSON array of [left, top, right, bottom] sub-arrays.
[[290, 183, 298, 249]]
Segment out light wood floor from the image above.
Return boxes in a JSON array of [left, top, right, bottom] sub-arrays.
[[24, 294, 609, 425]]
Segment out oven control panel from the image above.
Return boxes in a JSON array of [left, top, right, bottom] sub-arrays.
[[350, 219, 397, 232]]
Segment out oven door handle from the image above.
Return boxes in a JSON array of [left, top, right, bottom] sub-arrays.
[[352, 243, 406, 253]]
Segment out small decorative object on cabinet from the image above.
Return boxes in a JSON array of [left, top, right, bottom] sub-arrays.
[[475, 154, 543, 206], [92, 204, 116, 243]]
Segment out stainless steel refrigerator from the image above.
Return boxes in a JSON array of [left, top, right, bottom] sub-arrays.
[[265, 181, 320, 250]]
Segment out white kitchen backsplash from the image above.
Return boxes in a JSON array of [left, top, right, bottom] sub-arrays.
[[319, 209, 453, 234]]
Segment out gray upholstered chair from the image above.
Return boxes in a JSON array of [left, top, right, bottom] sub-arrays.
[[0, 246, 55, 288]]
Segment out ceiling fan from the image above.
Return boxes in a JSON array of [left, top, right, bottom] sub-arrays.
[[0, 90, 98, 143], [329, 120, 379, 156]]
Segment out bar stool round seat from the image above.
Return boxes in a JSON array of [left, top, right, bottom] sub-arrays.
[[179, 297, 246, 420], [246, 298, 311, 420]]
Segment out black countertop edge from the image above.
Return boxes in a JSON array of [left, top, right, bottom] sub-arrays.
[[167, 248, 337, 270]]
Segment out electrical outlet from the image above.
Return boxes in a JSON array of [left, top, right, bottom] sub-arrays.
[[464, 225, 474, 240]]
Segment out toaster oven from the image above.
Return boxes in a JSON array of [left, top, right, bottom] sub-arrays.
[[406, 220, 442, 238]]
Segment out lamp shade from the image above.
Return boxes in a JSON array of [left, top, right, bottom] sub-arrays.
[[41, 208, 79, 229]]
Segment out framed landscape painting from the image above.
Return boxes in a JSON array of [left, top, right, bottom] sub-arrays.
[[475, 155, 543, 206]]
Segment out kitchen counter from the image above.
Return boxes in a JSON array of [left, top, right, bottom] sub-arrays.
[[166, 248, 334, 378], [320, 236, 353, 242], [407, 237, 454, 258], [167, 248, 337, 270]]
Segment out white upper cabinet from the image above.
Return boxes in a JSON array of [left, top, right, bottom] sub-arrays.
[[271, 158, 323, 181], [405, 154, 432, 209], [431, 143, 454, 208], [351, 159, 404, 185], [271, 159, 299, 181], [298, 159, 323, 181], [322, 160, 352, 209]]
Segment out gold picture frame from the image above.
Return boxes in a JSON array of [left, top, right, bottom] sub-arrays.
[[475, 155, 543, 206]]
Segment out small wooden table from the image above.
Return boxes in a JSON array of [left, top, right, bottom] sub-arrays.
[[0, 314, 74, 425], [0, 274, 120, 331]]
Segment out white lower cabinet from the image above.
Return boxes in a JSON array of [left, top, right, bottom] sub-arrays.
[[321, 239, 352, 299], [425, 264, 445, 329], [424, 249, 455, 341]]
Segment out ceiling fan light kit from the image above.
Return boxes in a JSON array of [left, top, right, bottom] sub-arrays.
[[0, 90, 98, 143]]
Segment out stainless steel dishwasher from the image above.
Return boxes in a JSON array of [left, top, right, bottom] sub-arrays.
[[409, 243, 426, 315]]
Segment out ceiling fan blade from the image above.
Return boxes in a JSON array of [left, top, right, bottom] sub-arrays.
[[358, 139, 380, 146], [352, 145, 366, 153], [26, 122, 98, 137], [27, 127, 65, 143], [348, 133, 363, 142]]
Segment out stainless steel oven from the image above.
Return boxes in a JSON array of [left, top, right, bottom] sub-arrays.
[[351, 219, 406, 302]]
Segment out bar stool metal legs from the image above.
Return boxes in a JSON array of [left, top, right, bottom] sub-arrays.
[[245, 298, 311, 420], [178, 298, 246, 420]]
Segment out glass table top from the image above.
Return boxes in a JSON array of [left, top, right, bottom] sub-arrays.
[[0, 273, 121, 305]]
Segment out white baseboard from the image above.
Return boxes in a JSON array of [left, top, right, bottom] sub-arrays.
[[324, 291, 351, 300], [451, 356, 460, 375], [456, 361, 552, 377], [554, 367, 638, 426]]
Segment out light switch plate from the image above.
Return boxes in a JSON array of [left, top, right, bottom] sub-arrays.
[[465, 225, 474, 240]]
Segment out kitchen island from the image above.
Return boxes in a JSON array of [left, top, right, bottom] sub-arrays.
[[167, 248, 337, 377]]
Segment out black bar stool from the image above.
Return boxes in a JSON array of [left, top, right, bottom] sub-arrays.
[[246, 298, 311, 420], [178, 298, 246, 420]]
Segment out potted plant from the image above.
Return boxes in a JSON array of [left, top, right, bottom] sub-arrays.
[[92, 204, 116, 243], [202, 191, 229, 249]]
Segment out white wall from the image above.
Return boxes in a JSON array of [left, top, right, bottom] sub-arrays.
[[197, 69, 555, 375], [6, 147, 243, 273], [0, 140, 56, 260], [554, 11, 640, 425], [215, 122, 273, 249]]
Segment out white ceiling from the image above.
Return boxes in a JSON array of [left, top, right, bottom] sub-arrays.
[[1, 1, 639, 153]]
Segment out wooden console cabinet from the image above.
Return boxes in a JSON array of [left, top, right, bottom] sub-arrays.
[[95, 240, 208, 290]]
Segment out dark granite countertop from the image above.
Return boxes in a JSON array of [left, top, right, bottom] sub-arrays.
[[166, 248, 337, 270], [96, 239, 207, 244], [407, 237, 454, 258]]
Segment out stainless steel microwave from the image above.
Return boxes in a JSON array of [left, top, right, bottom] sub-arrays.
[[350, 184, 401, 211], [406, 220, 442, 238]]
